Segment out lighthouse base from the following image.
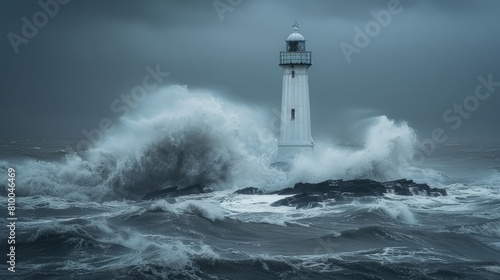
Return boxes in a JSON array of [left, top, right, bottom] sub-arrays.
[[277, 144, 313, 163]]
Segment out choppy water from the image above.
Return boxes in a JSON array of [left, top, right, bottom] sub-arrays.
[[1, 86, 499, 279]]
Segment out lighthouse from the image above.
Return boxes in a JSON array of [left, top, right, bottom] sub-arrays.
[[277, 23, 314, 161]]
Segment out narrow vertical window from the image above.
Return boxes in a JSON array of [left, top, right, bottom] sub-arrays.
[[292, 70, 295, 78], [291, 109, 295, 121]]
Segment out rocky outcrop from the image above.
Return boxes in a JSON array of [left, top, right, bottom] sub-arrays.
[[142, 179, 447, 207], [238, 178, 447, 209], [233, 187, 264, 195], [270, 179, 446, 197], [270, 193, 325, 209], [272, 179, 386, 196]]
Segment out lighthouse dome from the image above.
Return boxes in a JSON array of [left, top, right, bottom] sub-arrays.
[[286, 29, 305, 41]]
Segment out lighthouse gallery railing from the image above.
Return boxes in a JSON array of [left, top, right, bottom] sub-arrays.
[[279, 51, 312, 66]]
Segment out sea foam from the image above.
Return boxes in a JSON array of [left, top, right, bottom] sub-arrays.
[[9, 85, 432, 201]]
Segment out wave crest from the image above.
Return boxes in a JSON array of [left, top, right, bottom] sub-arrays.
[[11, 86, 427, 201]]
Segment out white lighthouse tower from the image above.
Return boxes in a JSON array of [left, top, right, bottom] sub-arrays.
[[277, 23, 314, 161]]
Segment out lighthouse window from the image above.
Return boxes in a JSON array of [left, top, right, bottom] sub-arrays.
[[287, 41, 305, 52], [297, 42, 305, 51], [291, 109, 295, 121], [288, 41, 298, 51]]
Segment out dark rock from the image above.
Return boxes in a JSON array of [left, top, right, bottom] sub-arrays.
[[270, 187, 293, 195], [433, 188, 447, 196], [296, 202, 321, 209], [387, 185, 412, 196], [233, 187, 264, 195], [325, 191, 345, 201], [271, 192, 325, 209], [430, 191, 446, 197], [269, 178, 447, 208], [274, 179, 386, 196], [381, 179, 413, 186], [142, 184, 212, 200], [383, 179, 447, 196], [335, 179, 387, 197]]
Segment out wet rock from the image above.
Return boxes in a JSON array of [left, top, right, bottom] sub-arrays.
[[274, 179, 386, 196], [382, 179, 447, 196], [271, 193, 324, 209], [269, 178, 447, 208], [233, 187, 264, 195]]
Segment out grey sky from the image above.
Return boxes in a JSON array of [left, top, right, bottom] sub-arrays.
[[1, 0, 499, 142]]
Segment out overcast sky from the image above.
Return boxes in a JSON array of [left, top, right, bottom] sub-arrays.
[[1, 0, 499, 142]]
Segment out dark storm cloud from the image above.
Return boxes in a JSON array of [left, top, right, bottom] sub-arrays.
[[1, 0, 499, 141]]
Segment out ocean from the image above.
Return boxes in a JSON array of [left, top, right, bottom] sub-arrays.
[[1, 86, 499, 279]]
